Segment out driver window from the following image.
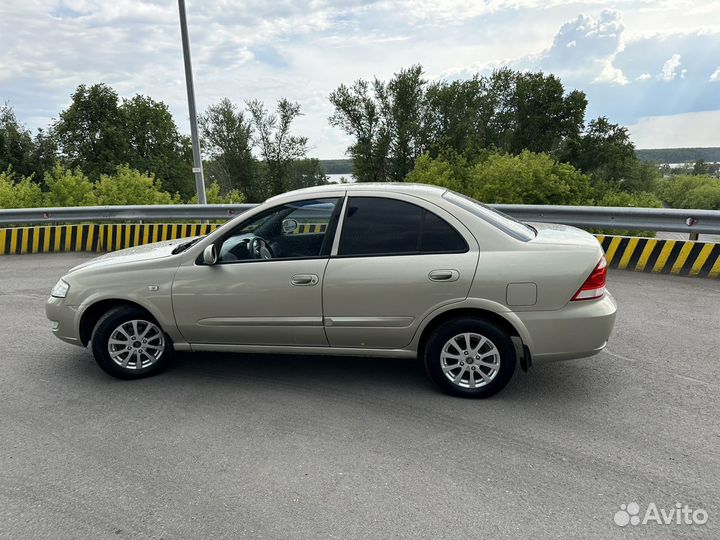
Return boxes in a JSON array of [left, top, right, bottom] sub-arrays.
[[217, 198, 340, 263]]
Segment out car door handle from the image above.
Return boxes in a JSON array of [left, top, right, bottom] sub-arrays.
[[291, 274, 319, 286], [429, 269, 459, 282]]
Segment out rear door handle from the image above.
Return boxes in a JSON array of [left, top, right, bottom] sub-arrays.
[[429, 269, 459, 282], [291, 274, 319, 286]]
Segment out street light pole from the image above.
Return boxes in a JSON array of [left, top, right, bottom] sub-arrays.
[[178, 0, 207, 204]]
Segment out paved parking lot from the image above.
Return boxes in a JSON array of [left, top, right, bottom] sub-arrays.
[[1, 253, 719, 539]]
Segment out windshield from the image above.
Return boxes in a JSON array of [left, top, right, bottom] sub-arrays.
[[443, 191, 536, 242]]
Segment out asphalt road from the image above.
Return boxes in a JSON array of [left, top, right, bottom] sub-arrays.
[[1, 253, 719, 539]]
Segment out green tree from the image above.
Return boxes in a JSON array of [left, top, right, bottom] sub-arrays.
[[43, 164, 95, 207], [53, 84, 193, 198], [558, 117, 637, 186], [0, 104, 38, 179], [376, 65, 426, 180], [329, 66, 588, 182], [121, 95, 194, 198], [93, 165, 180, 205], [199, 98, 258, 200], [53, 84, 126, 179], [692, 159, 709, 176], [283, 158, 328, 192], [247, 98, 309, 197], [423, 76, 492, 158], [329, 78, 390, 182], [505, 70, 587, 155], [0, 169, 44, 208]]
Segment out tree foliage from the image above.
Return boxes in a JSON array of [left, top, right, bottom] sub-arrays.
[[656, 175, 720, 210], [407, 151, 594, 205], [0, 169, 44, 208], [43, 164, 96, 207], [199, 98, 257, 199], [189, 181, 246, 204], [53, 84, 194, 197], [330, 66, 588, 182], [0, 105, 53, 181], [247, 98, 310, 197], [93, 165, 180, 205]]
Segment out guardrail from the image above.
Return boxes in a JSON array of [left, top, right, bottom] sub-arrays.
[[0, 204, 256, 226], [1, 204, 719, 234]]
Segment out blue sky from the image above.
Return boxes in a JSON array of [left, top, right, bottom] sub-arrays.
[[1, 0, 719, 158]]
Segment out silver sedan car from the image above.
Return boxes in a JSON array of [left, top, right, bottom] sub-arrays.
[[47, 183, 616, 397]]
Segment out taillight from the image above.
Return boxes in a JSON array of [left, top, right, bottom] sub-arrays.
[[571, 257, 607, 301]]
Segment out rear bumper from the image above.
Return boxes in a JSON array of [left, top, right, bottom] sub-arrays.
[[515, 292, 617, 361]]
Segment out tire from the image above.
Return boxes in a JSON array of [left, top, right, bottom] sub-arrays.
[[424, 317, 516, 398], [90, 306, 173, 380]]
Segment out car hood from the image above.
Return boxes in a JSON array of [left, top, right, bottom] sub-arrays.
[[68, 237, 197, 273], [527, 222, 601, 249]]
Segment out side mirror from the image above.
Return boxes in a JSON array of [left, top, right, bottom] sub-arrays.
[[203, 244, 218, 265], [282, 218, 299, 234]]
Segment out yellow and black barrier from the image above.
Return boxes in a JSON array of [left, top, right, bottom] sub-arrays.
[[597, 235, 720, 278], [0, 223, 221, 255], [0, 224, 718, 278]]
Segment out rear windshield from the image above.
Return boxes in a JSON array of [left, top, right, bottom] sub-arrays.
[[442, 191, 536, 242]]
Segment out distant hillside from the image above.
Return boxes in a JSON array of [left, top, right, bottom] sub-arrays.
[[636, 147, 720, 163], [319, 159, 353, 174]]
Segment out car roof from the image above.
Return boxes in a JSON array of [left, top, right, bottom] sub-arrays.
[[267, 182, 448, 203]]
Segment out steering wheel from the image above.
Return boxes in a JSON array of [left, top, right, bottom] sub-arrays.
[[250, 236, 274, 260]]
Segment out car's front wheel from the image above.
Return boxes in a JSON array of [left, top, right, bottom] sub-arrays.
[[91, 306, 173, 379], [424, 317, 516, 398]]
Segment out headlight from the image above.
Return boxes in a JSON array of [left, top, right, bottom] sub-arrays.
[[51, 279, 70, 298]]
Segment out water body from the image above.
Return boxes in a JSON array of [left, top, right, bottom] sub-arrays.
[[326, 173, 355, 183]]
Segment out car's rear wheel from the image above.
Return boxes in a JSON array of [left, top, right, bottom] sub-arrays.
[[424, 317, 516, 398], [91, 306, 173, 379]]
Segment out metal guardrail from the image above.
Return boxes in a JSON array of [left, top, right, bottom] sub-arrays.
[[1, 203, 719, 234], [494, 205, 720, 235], [0, 204, 256, 226]]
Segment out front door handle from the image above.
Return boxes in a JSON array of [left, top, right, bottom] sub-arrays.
[[291, 274, 319, 286], [429, 269, 459, 282]]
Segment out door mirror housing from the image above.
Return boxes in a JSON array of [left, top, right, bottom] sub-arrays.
[[281, 218, 299, 235], [203, 244, 218, 265]]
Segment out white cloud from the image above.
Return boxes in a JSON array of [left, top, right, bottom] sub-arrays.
[[627, 110, 720, 148], [2, 1, 720, 157], [658, 53, 682, 81], [595, 59, 628, 85]]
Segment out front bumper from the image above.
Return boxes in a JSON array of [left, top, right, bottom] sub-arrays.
[[46, 296, 81, 346], [515, 292, 617, 361]]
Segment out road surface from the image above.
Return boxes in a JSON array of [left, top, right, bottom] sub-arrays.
[[0, 253, 718, 539]]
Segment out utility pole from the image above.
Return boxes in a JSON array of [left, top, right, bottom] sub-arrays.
[[178, 0, 206, 204]]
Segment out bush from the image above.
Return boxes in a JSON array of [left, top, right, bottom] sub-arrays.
[[656, 175, 720, 210], [0, 169, 44, 208], [189, 182, 246, 204], [594, 189, 662, 208], [407, 151, 594, 205], [93, 165, 180, 205], [43, 164, 95, 207]]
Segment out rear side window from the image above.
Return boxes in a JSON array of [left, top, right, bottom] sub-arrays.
[[443, 191, 536, 241], [338, 197, 467, 257]]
